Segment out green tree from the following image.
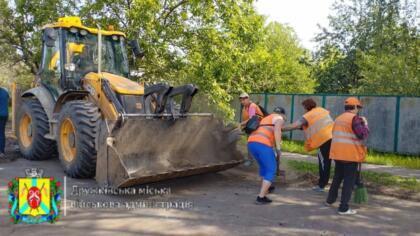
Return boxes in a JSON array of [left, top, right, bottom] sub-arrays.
[[314, 0, 419, 95], [354, 1, 419, 95], [0, 62, 33, 89], [245, 22, 315, 93], [312, 44, 358, 93], [124, 0, 275, 118], [0, 0, 315, 119], [0, 0, 76, 74]]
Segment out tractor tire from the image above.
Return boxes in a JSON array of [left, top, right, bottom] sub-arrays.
[[17, 99, 57, 160], [57, 100, 100, 178]]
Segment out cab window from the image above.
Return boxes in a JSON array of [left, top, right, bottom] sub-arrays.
[[40, 28, 61, 92]]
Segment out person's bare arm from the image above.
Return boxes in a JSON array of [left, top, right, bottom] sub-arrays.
[[282, 120, 302, 131], [240, 119, 249, 127], [274, 119, 284, 150]]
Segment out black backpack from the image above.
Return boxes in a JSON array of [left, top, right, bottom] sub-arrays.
[[242, 103, 270, 135], [244, 115, 274, 135], [257, 104, 269, 117]]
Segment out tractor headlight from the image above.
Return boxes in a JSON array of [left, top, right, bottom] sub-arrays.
[[70, 27, 78, 34], [80, 29, 88, 36], [112, 35, 119, 41]]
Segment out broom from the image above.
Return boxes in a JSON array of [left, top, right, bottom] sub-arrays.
[[354, 163, 368, 204]]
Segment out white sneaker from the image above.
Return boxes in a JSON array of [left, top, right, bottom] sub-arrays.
[[338, 209, 357, 215]]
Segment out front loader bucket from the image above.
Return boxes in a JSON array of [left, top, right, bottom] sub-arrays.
[[96, 116, 243, 188]]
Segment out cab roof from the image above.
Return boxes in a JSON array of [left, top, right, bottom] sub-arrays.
[[42, 16, 126, 37]]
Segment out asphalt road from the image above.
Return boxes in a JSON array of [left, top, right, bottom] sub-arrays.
[[0, 153, 419, 236], [0, 121, 419, 236]]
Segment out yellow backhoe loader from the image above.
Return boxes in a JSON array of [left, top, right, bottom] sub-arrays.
[[12, 17, 242, 188]]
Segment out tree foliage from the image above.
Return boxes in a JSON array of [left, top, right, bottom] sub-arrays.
[[314, 0, 419, 95], [245, 22, 315, 94], [0, 0, 314, 119]]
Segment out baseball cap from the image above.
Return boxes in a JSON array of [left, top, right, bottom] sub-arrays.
[[345, 97, 362, 107], [273, 106, 286, 115], [239, 92, 249, 98]]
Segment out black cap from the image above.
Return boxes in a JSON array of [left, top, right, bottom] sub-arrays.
[[273, 106, 286, 115]]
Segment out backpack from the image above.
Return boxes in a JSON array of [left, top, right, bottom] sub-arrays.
[[257, 104, 269, 117], [244, 115, 274, 135]]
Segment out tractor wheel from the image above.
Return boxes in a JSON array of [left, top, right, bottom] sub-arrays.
[[57, 101, 100, 178], [17, 99, 57, 160]]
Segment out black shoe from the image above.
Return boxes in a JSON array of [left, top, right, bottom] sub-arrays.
[[255, 196, 272, 205], [268, 185, 275, 193]]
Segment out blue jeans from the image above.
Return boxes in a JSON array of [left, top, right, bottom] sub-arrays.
[[247, 142, 277, 182], [0, 116, 7, 153]]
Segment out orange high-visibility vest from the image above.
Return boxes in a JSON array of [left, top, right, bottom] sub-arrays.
[[242, 103, 263, 121], [248, 114, 280, 147], [330, 112, 367, 162], [302, 107, 334, 151]]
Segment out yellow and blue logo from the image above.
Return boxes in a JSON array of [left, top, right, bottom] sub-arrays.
[[8, 168, 61, 224]]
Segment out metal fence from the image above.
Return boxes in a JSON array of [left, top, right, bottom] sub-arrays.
[[232, 93, 420, 155]]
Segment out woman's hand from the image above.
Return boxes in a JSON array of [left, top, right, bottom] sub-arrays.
[[276, 149, 282, 159], [360, 116, 368, 126]]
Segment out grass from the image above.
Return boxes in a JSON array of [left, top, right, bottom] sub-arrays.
[[282, 139, 317, 155], [282, 139, 420, 170], [287, 160, 420, 192]]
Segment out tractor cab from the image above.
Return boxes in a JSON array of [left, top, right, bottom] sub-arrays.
[[40, 16, 129, 98]]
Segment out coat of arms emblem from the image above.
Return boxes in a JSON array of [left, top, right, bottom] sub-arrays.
[[8, 168, 62, 224]]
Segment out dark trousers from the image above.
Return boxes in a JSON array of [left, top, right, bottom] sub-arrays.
[[0, 116, 7, 153], [317, 139, 332, 188], [326, 160, 358, 212]]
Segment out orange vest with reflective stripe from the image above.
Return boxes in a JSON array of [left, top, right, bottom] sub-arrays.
[[302, 107, 334, 151], [242, 103, 263, 121], [330, 112, 367, 162], [247, 114, 280, 147]]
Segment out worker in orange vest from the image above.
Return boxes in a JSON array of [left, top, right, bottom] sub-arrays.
[[239, 92, 264, 166], [239, 92, 264, 127], [248, 106, 286, 204], [282, 98, 334, 192], [325, 97, 369, 215]]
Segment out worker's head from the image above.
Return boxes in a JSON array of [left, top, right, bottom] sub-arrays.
[[239, 92, 250, 106], [344, 97, 363, 113], [301, 98, 317, 112], [273, 106, 287, 120]]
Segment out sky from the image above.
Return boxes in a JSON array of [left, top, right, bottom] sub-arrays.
[[254, 0, 336, 51]]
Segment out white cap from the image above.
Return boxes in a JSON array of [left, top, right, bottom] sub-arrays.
[[239, 92, 249, 98]]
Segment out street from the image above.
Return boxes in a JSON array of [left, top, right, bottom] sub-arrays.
[[0, 152, 419, 236]]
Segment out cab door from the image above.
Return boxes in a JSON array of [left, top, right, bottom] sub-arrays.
[[39, 27, 63, 99]]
